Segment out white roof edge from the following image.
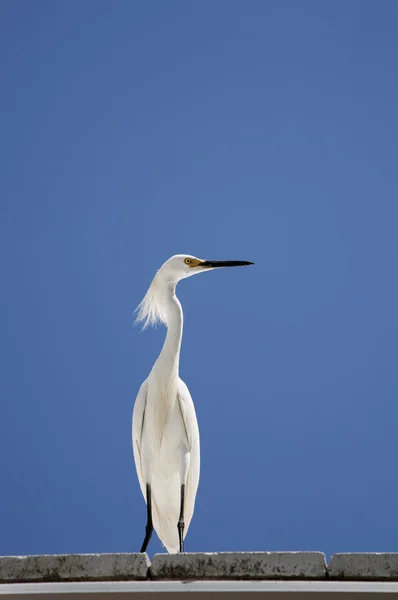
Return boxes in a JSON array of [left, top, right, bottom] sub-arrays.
[[1, 580, 398, 598]]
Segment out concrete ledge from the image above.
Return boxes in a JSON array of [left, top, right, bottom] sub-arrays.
[[150, 552, 327, 580], [329, 553, 398, 581], [0, 553, 150, 583], [3, 552, 398, 585]]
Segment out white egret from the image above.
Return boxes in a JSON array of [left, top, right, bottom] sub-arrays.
[[132, 254, 253, 553]]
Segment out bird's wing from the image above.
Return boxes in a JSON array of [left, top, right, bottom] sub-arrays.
[[132, 378, 148, 499], [177, 378, 200, 533]]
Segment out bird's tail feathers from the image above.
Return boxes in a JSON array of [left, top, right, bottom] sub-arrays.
[[151, 476, 192, 554]]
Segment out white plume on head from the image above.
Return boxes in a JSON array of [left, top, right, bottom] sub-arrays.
[[134, 272, 168, 329]]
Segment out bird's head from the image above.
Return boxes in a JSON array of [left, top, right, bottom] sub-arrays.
[[157, 254, 254, 283], [135, 254, 253, 328]]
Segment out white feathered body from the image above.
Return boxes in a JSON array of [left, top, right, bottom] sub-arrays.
[[132, 257, 205, 553], [133, 367, 200, 553]]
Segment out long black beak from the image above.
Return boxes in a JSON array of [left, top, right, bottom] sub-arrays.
[[200, 260, 254, 268]]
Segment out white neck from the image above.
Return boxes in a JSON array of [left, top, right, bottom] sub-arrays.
[[155, 282, 183, 376]]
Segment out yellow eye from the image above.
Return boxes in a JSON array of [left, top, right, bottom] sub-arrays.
[[184, 258, 192, 265]]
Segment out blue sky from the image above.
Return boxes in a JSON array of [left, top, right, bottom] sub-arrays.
[[1, 0, 398, 559]]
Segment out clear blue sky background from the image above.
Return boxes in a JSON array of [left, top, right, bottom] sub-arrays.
[[1, 0, 397, 559]]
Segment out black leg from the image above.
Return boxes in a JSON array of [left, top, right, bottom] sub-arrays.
[[177, 484, 185, 553], [140, 483, 153, 553]]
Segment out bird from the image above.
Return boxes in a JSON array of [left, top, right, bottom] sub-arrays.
[[132, 254, 254, 554]]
